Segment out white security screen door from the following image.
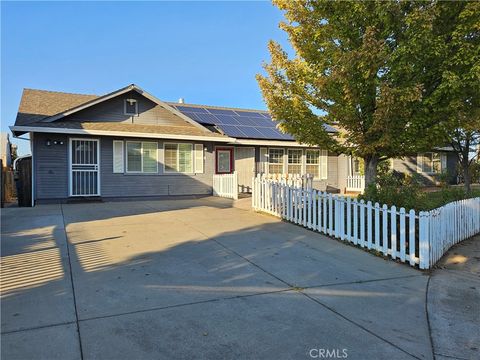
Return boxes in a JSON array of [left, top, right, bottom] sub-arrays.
[[69, 139, 100, 196]]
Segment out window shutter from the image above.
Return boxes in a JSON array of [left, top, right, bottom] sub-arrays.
[[195, 144, 204, 173], [320, 150, 328, 179], [260, 147, 268, 174], [441, 153, 447, 172], [416, 154, 423, 173], [113, 140, 124, 173]]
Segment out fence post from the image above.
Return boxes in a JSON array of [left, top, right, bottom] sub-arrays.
[[419, 211, 430, 269], [233, 171, 238, 200], [409, 209, 416, 266]]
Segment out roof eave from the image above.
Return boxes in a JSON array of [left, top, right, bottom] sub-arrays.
[[9, 125, 234, 143]]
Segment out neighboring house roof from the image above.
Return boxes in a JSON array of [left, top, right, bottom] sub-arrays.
[[11, 84, 336, 142]]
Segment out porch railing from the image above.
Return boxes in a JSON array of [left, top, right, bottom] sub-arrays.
[[346, 175, 365, 193], [213, 171, 238, 200], [260, 173, 313, 190]]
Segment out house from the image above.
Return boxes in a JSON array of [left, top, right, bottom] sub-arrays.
[[10, 84, 457, 204]]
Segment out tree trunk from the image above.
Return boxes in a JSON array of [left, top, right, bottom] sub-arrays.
[[364, 155, 379, 188], [462, 158, 471, 193]]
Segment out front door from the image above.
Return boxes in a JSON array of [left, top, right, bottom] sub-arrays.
[[215, 147, 233, 174], [69, 138, 100, 196], [235, 147, 255, 193]]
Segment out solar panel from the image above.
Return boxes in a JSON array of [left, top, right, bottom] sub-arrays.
[[207, 108, 238, 116], [176, 106, 209, 113], [217, 124, 248, 138], [237, 126, 267, 138], [214, 114, 241, 125], [174, 105, 332, 140], [193, 113, 219, 125], [235, 110, 265, 118]]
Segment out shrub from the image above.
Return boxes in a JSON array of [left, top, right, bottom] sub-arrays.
[[359, 172, 424, 210]]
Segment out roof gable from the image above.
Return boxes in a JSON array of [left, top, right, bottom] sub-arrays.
[[15, 89, 98, 126], [38, 84, 207, 131]]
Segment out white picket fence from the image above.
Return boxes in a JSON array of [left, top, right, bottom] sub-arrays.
[[426, 198, 480, 266], [261, 173, 313, 189], [346, 175, 365, 192], [213, 171, 238, 200], [252, 177, 480, 269]]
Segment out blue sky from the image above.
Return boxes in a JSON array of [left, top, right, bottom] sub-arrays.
[[1, 1, 290, 155]]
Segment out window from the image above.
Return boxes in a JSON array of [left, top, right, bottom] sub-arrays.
[[124, 99, 138, 115], [287, 149, 302, 174], [306, 150, 320, 178], [420, 152, 441, 174], [126, 141, 158, 173], [306, 149, 328, 179], [164, 143, 193, 173], [268, 148, 284, 174], [216, 148, 232, 173]]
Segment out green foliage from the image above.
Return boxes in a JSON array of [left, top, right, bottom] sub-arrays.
[[257, 1, 441, 161], [471, 162, 480, 184], [257, 1, 479, 188], [360, 171, 480, 211], [360, 172, 424, 210]]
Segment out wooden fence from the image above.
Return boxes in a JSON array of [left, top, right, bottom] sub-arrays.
[[252, 177, 480, 269], [213, 171, 238, 200]]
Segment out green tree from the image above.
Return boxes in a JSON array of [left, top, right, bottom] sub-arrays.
[[415, 1, 480, 192], [257, 0, 431, 186], [258, 1, 479, 190]]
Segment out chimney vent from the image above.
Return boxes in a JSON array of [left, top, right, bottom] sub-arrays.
[[178, 98, 185, 104]]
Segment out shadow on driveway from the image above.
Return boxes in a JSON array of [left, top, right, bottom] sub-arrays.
[[1, 197, 432, 360]]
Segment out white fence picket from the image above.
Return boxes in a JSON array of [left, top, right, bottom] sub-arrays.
[[213, 172, 238, 200], [252, 177, 480, 269]]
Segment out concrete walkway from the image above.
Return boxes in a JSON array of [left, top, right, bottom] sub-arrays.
[[0, 197, 467, 359], [427, 235, 480, 360]]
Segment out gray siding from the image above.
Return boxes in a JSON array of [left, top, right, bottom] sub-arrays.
[[33, 133, 342, 202], [392, 153, 457, 185], [33, 133, 69, 199], [100, 138, 214, 197], [62, 90, 194, 128], [33, 133, 215, 201]]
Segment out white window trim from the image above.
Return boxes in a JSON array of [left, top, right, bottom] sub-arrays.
[[418, 152, 442, 175], [124, 99, 138, 116], [305, 149, 328, 180], [125, 141, 158, 174], [287, 148, 303, 174], [305, 149, 320, 179], [267, 147, 285, 174], [163, 142, 194, 174]]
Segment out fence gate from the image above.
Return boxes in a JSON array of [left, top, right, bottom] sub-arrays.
[[69, 139, 100, 196]]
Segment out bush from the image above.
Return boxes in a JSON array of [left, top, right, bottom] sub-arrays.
[[359, 172, 424, 210], [360, 171, 480, 211]]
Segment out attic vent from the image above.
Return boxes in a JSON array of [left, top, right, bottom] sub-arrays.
[[124, 98, 138, 115]]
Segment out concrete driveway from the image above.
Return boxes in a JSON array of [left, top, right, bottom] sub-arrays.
[[1, 197, 433, 359]]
